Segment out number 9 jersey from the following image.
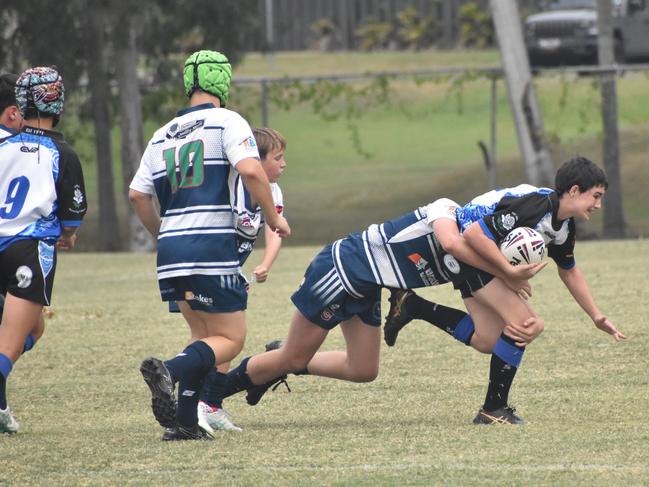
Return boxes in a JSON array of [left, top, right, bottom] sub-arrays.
[[0, 126, 87, 251]]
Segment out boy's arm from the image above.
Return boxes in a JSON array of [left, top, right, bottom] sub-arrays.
[[253, 223, 283, 283], [128, 189, 160, 238], [557, 266, 627, 341], [433, 219, 538, 298], [463, 221, 547, 282], [236, 158, 290, 238]]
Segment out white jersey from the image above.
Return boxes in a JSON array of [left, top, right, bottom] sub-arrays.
[[0, 127, 87, 251], [130, 103, 259, 279], [233, 181, 283, 264]]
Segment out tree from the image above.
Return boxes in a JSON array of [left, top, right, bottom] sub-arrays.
[[84, 1, 121, 250], [597, 0, 626, 238], [113, 4, 155, 251]]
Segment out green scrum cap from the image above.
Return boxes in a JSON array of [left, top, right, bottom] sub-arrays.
[[183, 50, 232, 106]]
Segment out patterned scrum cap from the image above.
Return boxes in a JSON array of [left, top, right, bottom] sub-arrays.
[[183, 50, 232, 106], [15, 66, 65, 117]]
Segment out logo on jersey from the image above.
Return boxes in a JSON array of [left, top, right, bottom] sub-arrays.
[[443, 254, 461, 274], [72, 185, 85, 209], [240, 136, 257, 149], [495, 212, 518, 233], [320, 303, 340, 322], [184, 291, 213, 305], [238, 241, 254, 254], [16, 266, 33, 288], [166, 119, 205, 139], [20, 145, 39, 153], [408, 253, 438, 286]]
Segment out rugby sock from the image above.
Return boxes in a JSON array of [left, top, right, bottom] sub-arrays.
[[22, 334, 37, 354], [164, 341, 216, 427], [0, 353, 13, 410], [223, 357, 253, 399], [199, 368, 227, 408], [406, 295, 475, 345], [482, 334, 525, 412]]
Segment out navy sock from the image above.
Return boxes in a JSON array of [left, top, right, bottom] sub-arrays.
[[407, 295, 475, 345], [164, 341, 216, 427], [22, 334, 37, 354], [483, 334, 525, 411], [199, 368, 227, 408], [0, 353, 13, 410], [223, 357, 253, 399]]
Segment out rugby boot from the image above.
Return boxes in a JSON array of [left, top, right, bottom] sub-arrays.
[[384, 289, 415, 346]]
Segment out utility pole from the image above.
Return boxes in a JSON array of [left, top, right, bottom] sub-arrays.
[[490, 0, 554, 187], [597, 0, 626, 237]]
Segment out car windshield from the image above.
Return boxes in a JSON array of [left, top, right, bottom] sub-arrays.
[[546, 0, 596, 9]]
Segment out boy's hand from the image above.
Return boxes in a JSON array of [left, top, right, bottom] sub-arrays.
[[504, 317, 544, 347], [594, 316, 627, 341], [253, 265, 269, 283], [506, 261, 548, 280]]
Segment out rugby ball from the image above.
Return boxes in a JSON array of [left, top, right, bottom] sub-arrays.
[[500, 227, 545, 266]]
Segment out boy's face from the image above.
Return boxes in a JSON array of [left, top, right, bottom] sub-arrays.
[[261, 146, 286, 183], [569, 184, 606, 221]]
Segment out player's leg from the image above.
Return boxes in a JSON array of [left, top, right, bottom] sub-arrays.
[[0, 239, 55, 434], [180, 305, 247, 434], [223, 308, 329, 405], [302, 316, 381, 382], [0, 294, 43, 434], [469, 278, 543, 424], [384, 288, 475, 347]]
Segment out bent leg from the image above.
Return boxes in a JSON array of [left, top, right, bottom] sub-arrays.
[[306, 316, 380, 382], [246, 309, 328, 385]]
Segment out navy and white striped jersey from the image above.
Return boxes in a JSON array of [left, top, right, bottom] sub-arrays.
[[0, 126, 87, 251], [233, 180, 283, 265], [130, 103, 259, 280], [456, 184, 576, 269], [330, 199, 467, 297]]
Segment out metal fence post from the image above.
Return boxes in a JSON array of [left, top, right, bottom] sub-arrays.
[[261, 79, 269, 127]]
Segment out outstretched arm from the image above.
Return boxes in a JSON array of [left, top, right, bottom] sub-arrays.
[[557, 265, 627, 341]]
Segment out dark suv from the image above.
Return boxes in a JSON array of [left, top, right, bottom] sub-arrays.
[[524, 0, 649, 65]]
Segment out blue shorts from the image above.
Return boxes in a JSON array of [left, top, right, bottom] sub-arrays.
[[291, 245, 381, 330], [160, 274, 248, 313]]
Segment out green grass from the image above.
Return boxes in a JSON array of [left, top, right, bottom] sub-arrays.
[[64, 50, 649, 248], [3, 242, 649, 485]]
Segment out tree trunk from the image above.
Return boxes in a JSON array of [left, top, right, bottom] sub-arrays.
[[114, 9, 155, 252], [597, 0, 626, 238], [490, 0, 554, 187], [85, 2, 121, 250]]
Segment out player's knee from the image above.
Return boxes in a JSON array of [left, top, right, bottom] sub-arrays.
[[350, 364, 379, 383]]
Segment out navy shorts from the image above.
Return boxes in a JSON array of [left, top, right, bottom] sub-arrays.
[[291, 245, 381, 330], [450, 266, 495, 299], [0, 239, 56, 305], [160, 273, 248, 313]]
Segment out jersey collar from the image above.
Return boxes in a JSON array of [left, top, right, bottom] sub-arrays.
[[177, 103, 216, 117], [22, 125, 64, 141]]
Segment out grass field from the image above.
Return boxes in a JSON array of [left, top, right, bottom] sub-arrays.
[[3, 242, 648, 486], [66, 50, 649, 248]]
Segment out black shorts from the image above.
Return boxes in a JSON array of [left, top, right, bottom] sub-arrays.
[[450, 265, 494, 299], [0, 239, 57, 305]]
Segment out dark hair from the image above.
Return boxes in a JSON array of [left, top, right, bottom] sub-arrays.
[[554, 156, 608, 196], [21, 105, 60, 127], [0, 73, 18, 112]]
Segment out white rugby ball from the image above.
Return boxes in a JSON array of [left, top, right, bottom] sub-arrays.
[[500, 227, 546, 266]]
